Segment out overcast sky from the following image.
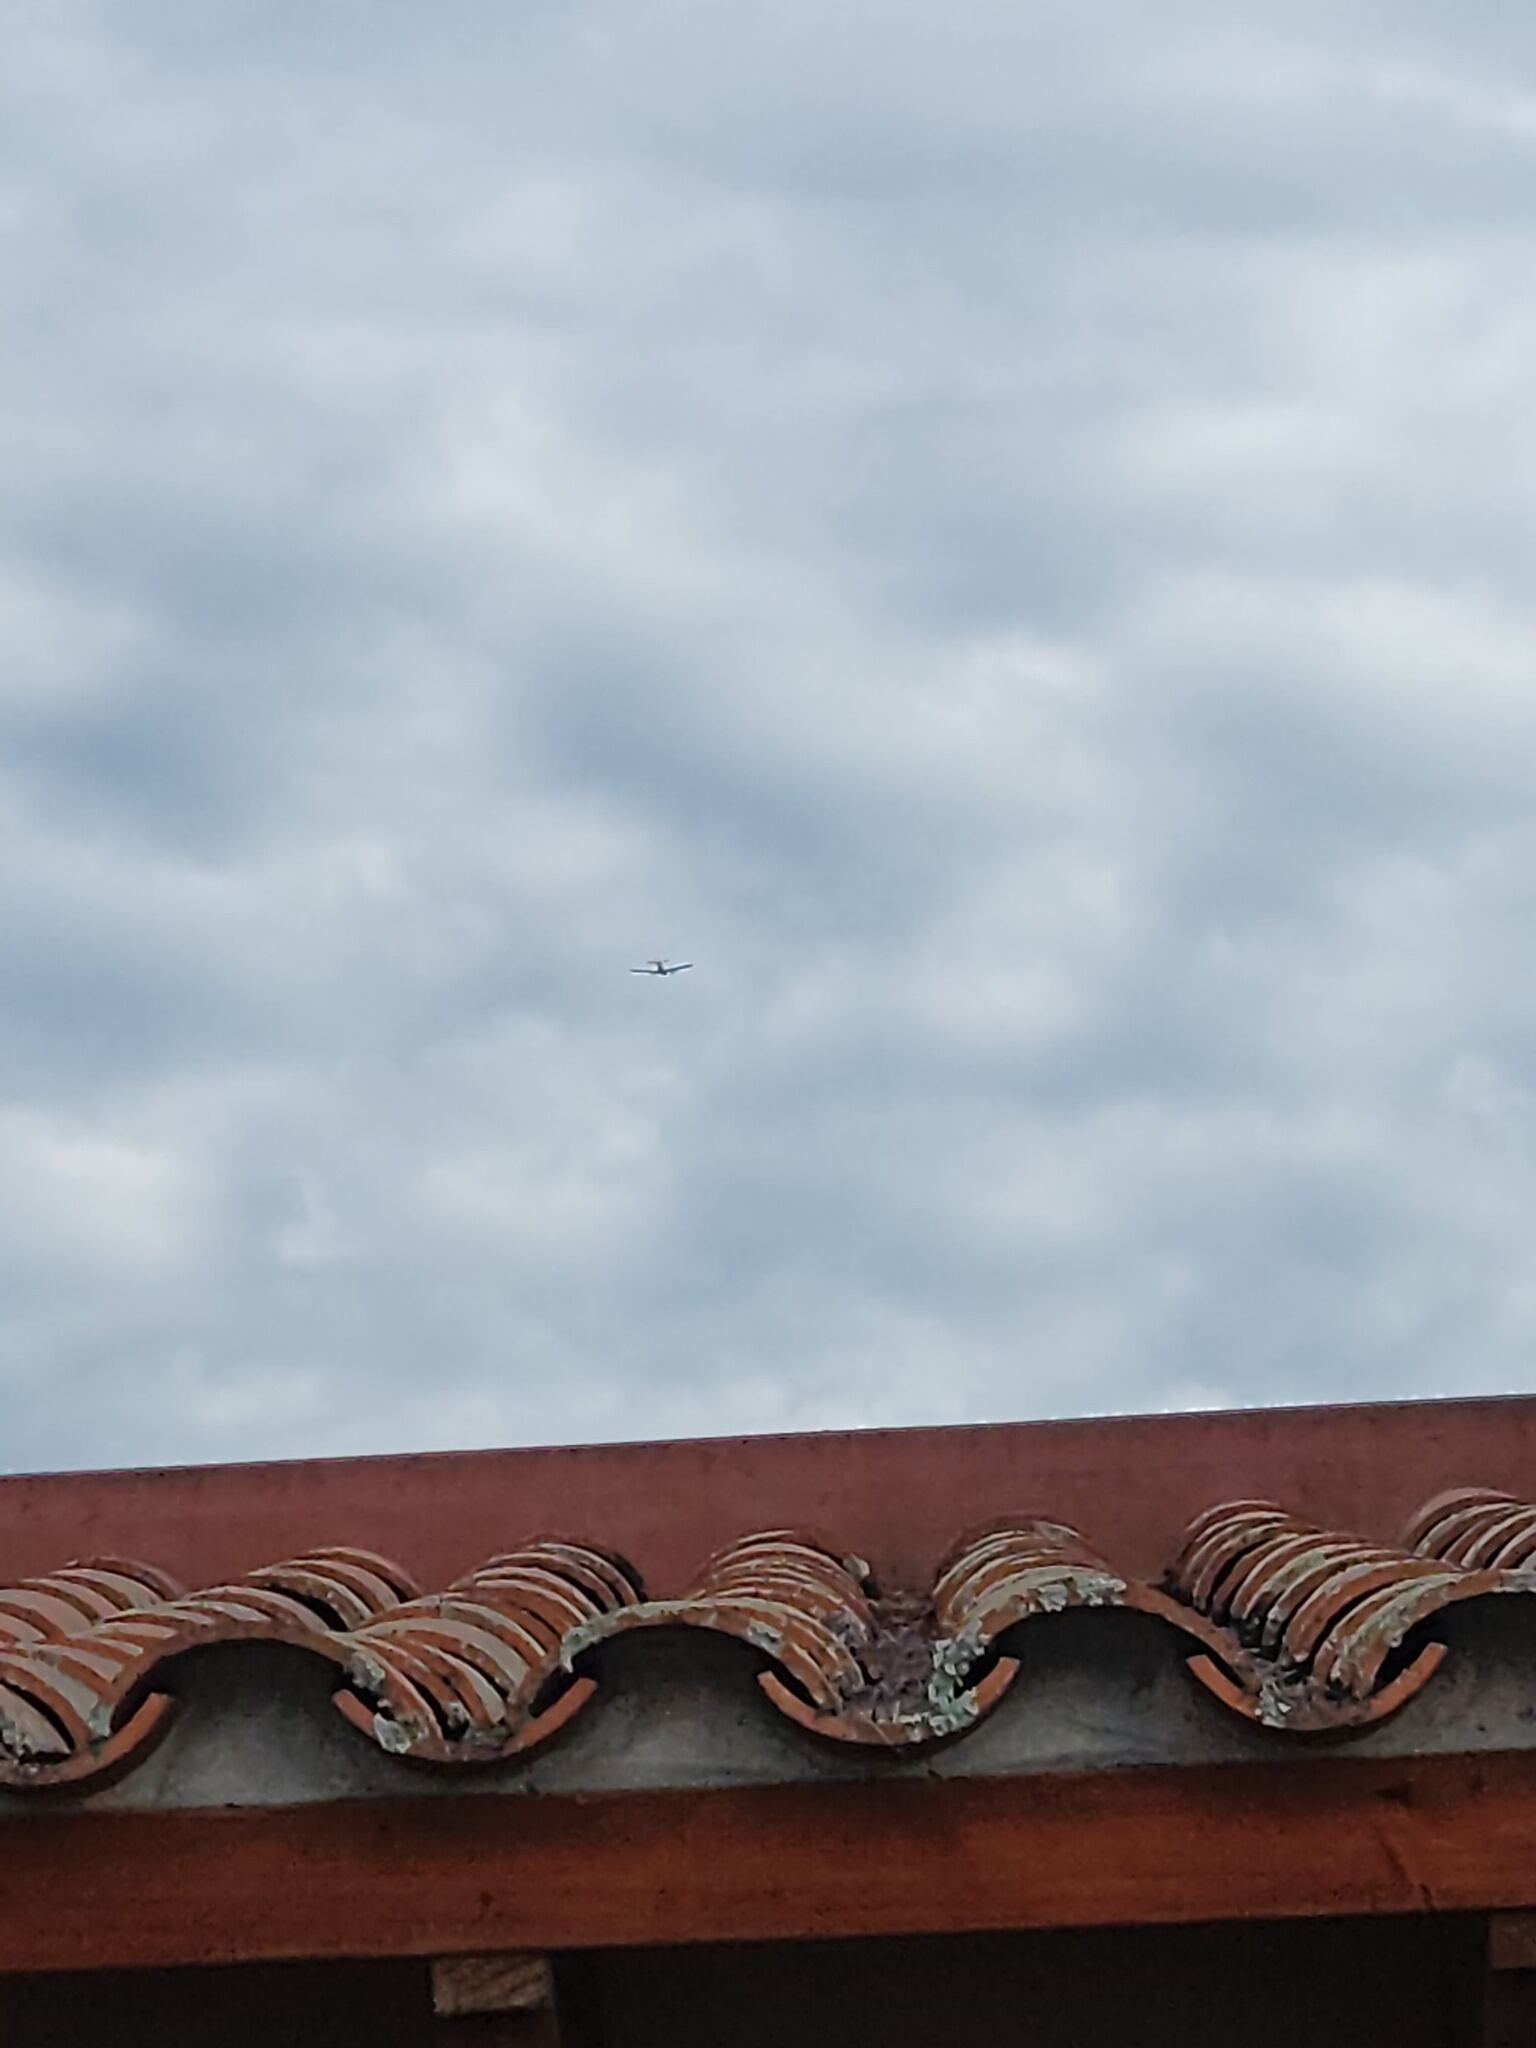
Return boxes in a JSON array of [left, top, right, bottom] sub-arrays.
[[5, 5, 1536, 1473]]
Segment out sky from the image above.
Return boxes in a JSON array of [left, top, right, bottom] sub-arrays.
[[5, 5, 1536, 1472]]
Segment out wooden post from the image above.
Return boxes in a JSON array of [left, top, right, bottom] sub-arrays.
[[1484, 1915, 1536, 2046]]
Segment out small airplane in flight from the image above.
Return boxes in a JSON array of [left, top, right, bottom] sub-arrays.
[[630, 958, 693, 976]]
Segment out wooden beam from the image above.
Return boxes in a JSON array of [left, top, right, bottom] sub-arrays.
[[1484, 1916, 1536, 2045], [433, 1954, 556, 2018], [3, 1753, 1536, 1976], [431, 1953, 561, 2044], [1492, 1914, 1536, 1974]]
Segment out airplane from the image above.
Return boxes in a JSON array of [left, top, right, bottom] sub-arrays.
[[630, 958, 693, 976]]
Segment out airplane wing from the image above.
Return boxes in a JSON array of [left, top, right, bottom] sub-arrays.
[[629, 967, 655, 974], [668, 962, 693, 973]]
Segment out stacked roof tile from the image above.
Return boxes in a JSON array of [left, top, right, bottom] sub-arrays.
[[3, 1487, 1536, 1788]]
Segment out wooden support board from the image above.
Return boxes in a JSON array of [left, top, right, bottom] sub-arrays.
[[3, 1751, 1536, 1976]]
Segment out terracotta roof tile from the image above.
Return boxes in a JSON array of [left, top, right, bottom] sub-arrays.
[[1407, 1486, 1536, 1567], [3, 1486, 1535, 1791], [0, 1538, 635, 1784]]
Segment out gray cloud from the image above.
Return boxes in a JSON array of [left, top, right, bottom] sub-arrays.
[[4, 3, 1536, 1471]]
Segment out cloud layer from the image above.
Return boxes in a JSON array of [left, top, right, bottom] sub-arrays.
[[5, 4, 1536, 1470]]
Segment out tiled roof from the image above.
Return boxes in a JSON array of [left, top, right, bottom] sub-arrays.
[[3, 1484, 1536, 1789]]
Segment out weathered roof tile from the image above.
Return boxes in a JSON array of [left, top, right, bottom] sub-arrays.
[[4, 1484, 1536, 1788]]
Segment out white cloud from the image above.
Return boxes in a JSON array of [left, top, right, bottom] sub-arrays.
[[0, 1110, 201, 1275], [5, 3, 1536, 1469]]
